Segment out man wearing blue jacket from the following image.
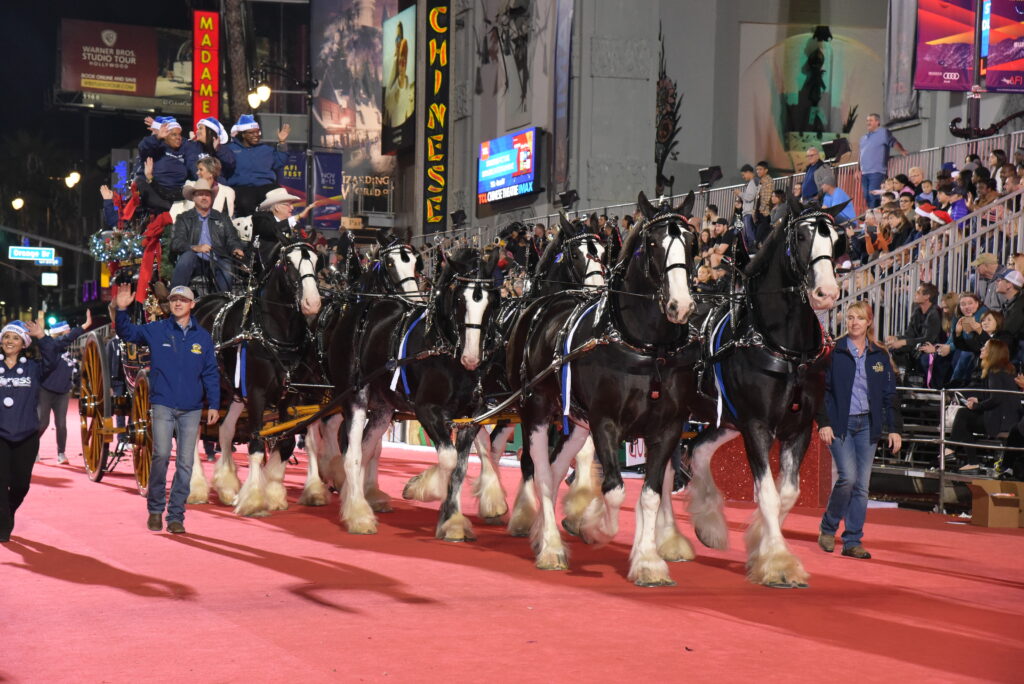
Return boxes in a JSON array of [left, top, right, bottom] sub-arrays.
[[224, 114, 291, 217], [39, 311, 92, 465], [115, 284, 220, 534]]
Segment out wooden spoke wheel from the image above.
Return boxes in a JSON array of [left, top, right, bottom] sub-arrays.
[[78, 332, 111, 482], [128, 369, 152, 496]]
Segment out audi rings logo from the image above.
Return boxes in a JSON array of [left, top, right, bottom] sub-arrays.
[[943, 72, 961, 81]]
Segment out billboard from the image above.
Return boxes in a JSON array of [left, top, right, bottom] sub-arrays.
[[311, 0, 397, 214], [913, 0, 976, 91], [59, 19, 192, 114], [477, 127, 539, 205], [986, 0, 1024, 91], [381, 5, 416, 155]]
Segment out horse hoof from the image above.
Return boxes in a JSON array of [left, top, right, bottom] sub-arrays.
[[535, 553, 569, 571], [345, 521, 378, 535], [695, 527, 728, 551], [766, 578, 809, 589], [634, 578, 677, 588], [370, 501, 394, 513], [482, 516, 506, 526], [561, 518, 581, 537]]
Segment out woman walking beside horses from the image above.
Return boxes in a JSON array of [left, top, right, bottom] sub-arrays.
[[816, 301, 902, 559]]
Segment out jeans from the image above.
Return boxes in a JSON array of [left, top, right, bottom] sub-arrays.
[[821, 414, 875, 549], [862, 172, 886, 209], [742, 213, 757, 251], [37, 388, 71, 453], [150, 404, 201, 523], [172, 250, 232, 292]]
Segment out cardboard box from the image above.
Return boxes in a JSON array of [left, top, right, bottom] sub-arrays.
[[968, 480, 1021, 528]]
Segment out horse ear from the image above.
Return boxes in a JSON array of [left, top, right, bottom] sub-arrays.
[[673, 191, 696, 219], [823, 200, 851, 220], [637, 191, 657, 220], [375, 228, 391, 247], [787, 192, 804, 219], [559, 211, 574, 235]]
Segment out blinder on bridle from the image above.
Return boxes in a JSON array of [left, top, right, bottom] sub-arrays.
[[785, 211, 843, 285], [561, 232, 606, 284], [379, 243, 422, 293]]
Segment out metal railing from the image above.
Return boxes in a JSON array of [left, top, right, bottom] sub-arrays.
[[829, 187, 1024, 340], [893, 385, 1024, 514], [417, 129, 1024, 251]]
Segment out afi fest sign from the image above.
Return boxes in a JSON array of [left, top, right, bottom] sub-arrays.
[[422, 0, 450, 235], [192, 11, 220, 122]]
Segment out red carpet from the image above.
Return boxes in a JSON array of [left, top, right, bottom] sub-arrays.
[[3, 408, 1023, 683]]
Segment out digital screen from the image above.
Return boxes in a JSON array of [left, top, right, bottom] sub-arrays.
[[477, 127, 538, 204]]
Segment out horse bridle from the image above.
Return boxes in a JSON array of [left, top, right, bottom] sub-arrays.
[[279, 242, 319, 309], [444, 274, 498, 359], [561, 232, 607, 285], [623, 213, 693, 310], [379, 243, 421, 294], [783, 211, 841, 295]]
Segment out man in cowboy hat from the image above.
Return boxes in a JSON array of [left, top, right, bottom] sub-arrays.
[[170, 179, 245, 292], [251, 187, 320, 268], [223, 114, 291, 217]]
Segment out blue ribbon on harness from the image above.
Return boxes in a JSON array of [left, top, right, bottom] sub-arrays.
[[240, 342, 247, 398], [560, 302, 599, 434], [397, 311, 426, 395], [712, 313, 737, 419]]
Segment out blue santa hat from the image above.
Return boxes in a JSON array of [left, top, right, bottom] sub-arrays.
[[49, 320, 71, 335], [231, 114, 261, 137], [150, 116, 181, 133], [198, 117, 229, 145], [1, 321, 32, 347]]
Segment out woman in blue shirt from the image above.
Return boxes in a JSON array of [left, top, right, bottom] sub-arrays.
[[816, 301, 903, 559], [0, 320, 57, 542]]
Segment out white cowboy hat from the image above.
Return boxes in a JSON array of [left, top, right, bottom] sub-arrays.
[[182, 178, 215, 201], [259, 187, 302, 211]]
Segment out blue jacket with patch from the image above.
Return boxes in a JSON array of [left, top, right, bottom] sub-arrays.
[[115, 310, 220, 411], [815, 336, 903, 443], [137, 136, 201, 188], [223, 139, 288, 187], [0, 336, 58, 441], [41, 327, 86, 394]]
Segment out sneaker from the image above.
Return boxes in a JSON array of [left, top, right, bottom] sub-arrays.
[[57, 453, 68, 465], [147, 513, 163, 531], [818, 531, 836, 553], [167, 521, 186, 535], [842, 545, 872, 559]]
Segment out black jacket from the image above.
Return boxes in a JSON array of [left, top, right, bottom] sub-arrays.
[[251, 211, 295, 265], [1002, 294, 1024, 361], [901, 305, 943, 348], [970, 370, 1020, 438], [170, 208, 243, 259]]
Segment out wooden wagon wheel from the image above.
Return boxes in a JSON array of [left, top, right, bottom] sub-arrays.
[[128, 369, 152, 496], [78, 332, 111, 482]]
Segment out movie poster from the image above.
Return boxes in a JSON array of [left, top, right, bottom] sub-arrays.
[[381, 5, 416, 155], [913, 0, 976, 91], [313, 152, 344, 231], [986, 0, 1024, 91], [311, 0, 397, 214], [276, 149, 307, 208]]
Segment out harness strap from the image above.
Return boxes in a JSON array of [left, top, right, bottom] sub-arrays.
[[390, 310, 427, 395], [712, 313, 738, 426], [561, 301, 600, 433]]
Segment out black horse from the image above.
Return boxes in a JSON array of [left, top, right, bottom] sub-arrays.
[[190, 239, 323, 515], [321, 247, 501, 537], [685, 201, 845, 588], [505, 191, 700, 583]]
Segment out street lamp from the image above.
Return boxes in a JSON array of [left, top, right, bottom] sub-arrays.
[[11, 197, 24, 211], [64, 171, 81, 189], [247, 62, 319, 207]]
